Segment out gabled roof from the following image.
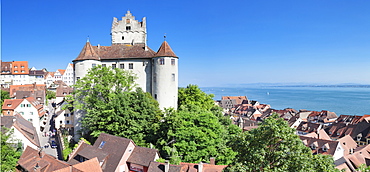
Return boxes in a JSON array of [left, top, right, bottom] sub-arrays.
[[147, 161, 185, 172], [97, 44, 156, 59], [25, 97, 46, 117], [155, 41, 177, 57], [2, 99, 23, 111], [338, 135, 358, 155], [58, 69, 66, 75], [127, 146, 158, 167], [299, 136, 340, 156], [73, 41, 101, 62], [17, 146, 70, 172], [9, 84, 46, 97], [69, 133, 135, 172]]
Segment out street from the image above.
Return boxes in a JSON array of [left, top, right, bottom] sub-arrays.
[[37, 100, 61, 159]]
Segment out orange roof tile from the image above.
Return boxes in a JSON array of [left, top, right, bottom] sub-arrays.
[[73, 41, 100, 61], [2, 99, 23, 111], [155, 41, 177, 57], [58, 69, 66, 75]]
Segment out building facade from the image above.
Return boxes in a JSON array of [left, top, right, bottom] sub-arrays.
[[72, 11, 179, 140]]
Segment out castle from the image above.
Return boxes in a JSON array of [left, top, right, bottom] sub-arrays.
[[72, 11, 179, 139], [72, 11, 178, 110]]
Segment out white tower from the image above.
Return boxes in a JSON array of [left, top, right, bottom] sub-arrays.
[[111, 10, 147, 45], [152, 41, 178, 109], [73, 40, 101, 84]]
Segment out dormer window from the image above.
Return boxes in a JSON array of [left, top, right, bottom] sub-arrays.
[[7, 104, 11, 107], [310, 142, 318, 150], [322, 143, 330, 152]]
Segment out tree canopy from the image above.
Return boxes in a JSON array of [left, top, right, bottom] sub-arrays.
[[224, 113, 339, 172], [72, 65, 162, 146], [1, 128, 22, 172], [1, 90, 10, 111], [154, 84, 240, 165]]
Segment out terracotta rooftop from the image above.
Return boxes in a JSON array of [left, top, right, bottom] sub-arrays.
[[127, 146, 159, 167], [155, 41, 177, 57], [2, 99, 23, 111], [17, 146, 70, 172], [73, 41, 101, 61]]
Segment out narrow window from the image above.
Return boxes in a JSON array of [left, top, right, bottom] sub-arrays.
[[159, 58, 165, 65], [126, 26, 131, 31], [102, 64, 106, 67], [153, 74, 156, 82], [112, 64, 116, 69], [122, 36, 124, 40], [129, 63, 133, 69], [66, 120, 70, 124], [120, 64, 124, 69], [154, 94, 157, 100], [171, 59, 175, 65], [172, 73, 175, 81]]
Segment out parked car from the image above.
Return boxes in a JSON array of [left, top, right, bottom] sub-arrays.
[[50, 140, 57, 148]]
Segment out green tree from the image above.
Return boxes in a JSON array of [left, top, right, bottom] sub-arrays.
[[72, 65, 162, 146], [1, 128, 22, 172], [46, 90, 56, 100], [178, 84, 216, 111], [224, 113, 339, 172], [156, 106, 237, 165], [1, 90, 10, 111], [178, 84, 230, 126]]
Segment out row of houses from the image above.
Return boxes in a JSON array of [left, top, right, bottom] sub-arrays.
[[221, 95, 370, 172], [16, 133, 227, 172], [1, 60, 74, 87]]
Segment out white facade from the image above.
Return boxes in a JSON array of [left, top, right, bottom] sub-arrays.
[[1, 74, 30, 85], [73, 11, 179, 140], [152, 57, 178, 109], [74, 60, 101, 83], [111, 10, 146, 45], [10, 126, 39, 151], [15, 100, 41, 131], [63, 63, 74, 86]]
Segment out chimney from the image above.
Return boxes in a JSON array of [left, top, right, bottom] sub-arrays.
[[165, 160, 169, 172], [210, 157, 215, 165], [198, 162, 203, 172]]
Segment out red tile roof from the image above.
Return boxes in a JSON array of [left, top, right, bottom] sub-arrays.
[[74, 41, 100, 61], [2, 99, 23, 111], [17, 146, 70, 171], [155, 41, 177, 57]]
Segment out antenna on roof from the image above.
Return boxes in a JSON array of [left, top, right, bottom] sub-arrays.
[[164, 33, 167, 41]]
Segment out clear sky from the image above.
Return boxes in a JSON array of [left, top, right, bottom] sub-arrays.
[[2, 0, 370, 87]]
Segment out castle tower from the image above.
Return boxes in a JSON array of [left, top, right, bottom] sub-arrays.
[[72, 40, 101, 84], [111, 10, 147, 45], [152, 41, 178, 109]]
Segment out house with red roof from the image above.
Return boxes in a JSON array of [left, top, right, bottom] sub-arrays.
[[9, 83, 46, 105], [17, 146, 102, 172], [2, 97, 47, 132], [68, 133, 160, 172], [1, 113, 40, 151]]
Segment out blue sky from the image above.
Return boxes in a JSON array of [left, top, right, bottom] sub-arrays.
[[2, 0, 370, 87]]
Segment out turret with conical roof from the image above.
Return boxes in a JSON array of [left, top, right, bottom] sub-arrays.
[[73, 40, 101, 84], [152, 41, 178, 109]]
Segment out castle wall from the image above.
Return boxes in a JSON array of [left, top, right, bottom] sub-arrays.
[[101, 59, 152, 93]]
